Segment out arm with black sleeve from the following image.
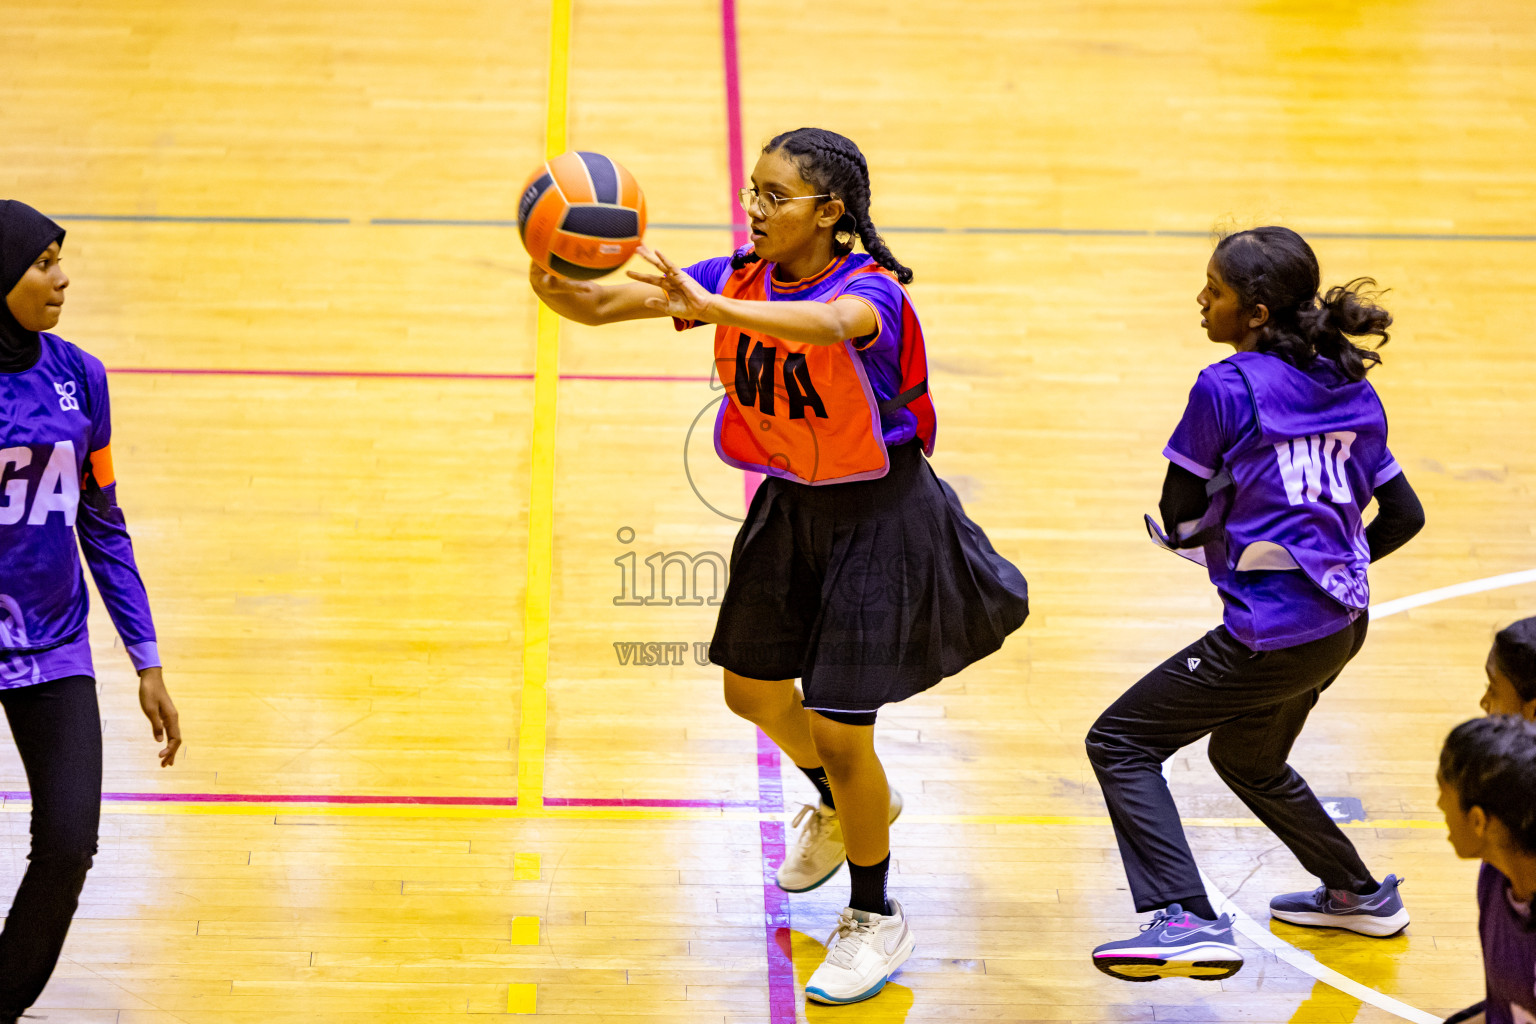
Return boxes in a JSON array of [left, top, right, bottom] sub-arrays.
[[1363, 471, 1425, 561], [1158, 464, 1425, 561], [1440, 1000, 1485, 1024], [1159, 463, 1211, 541]]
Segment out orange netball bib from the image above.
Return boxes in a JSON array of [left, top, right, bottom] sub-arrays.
[[711, 257, 935, 486]]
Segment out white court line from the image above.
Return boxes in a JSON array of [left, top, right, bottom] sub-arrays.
[[1202, 871, 1441, 1024], [1185, 567, 1536, 1022], [1370, 569, 1536, 620]]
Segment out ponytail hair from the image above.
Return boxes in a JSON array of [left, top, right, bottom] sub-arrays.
[[1212, 226, 1391, 382], [1439, 715, 1536, 855], [1494, 617, 1536, 703], [737, 127, 913, 284]]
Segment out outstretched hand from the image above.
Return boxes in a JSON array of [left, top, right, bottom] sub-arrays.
[[528, 261, 600, 301], [627, 246, 716, 322]]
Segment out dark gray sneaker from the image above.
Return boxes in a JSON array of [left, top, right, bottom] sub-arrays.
[[1269, 874, 1409, 937], [1091, 904, 1243, 982]]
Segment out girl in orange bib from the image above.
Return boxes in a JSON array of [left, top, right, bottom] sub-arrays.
[[531, 127, 1028, 1005]]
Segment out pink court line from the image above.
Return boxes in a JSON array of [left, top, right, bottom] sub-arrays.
[[755, 728, 796, 1022], [719, 0, 767, 516], [717, 2, 791, 1016], [0, 791, 512, 806], [721, 0, 749, 254], [0, 792, 757, 808], [545, 796, 758, 808], [108, 367, 711, 383]]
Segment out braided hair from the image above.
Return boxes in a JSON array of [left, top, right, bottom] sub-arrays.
[[1212, 226, 1391, 382], [732, 127, 913, 284]]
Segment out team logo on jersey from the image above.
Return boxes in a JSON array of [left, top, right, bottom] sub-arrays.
[[1186, 657, 1201, 671], [0, 596, 42, 687], [1320, 562, 1370, 607], [1273, 431, 1356, 506], [54, 380, 80, 412]]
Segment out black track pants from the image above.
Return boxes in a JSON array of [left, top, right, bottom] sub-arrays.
[[1086, 617, 1372, 913], [0, 675, 102, 1016]]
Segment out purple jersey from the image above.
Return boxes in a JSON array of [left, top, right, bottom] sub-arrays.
[[1163, 352, 1400, 650], [677, 250, 918, 447], [1479, 863, 1536, 1024], [0, 333, 158, 688]]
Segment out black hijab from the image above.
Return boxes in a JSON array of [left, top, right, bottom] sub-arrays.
[[0, 200, 67, 373]]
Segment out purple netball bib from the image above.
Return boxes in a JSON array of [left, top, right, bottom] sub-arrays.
[[1479, 863, 1536, 1024], [1211, 351, 1387, 609]]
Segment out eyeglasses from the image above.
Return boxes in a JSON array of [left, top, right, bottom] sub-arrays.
[[738, 188, 833, 217]]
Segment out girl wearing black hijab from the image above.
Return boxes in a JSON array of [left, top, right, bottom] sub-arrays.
[[0, 200, 181, 1021]]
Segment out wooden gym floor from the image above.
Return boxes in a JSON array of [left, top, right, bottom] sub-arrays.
[[3, 0, 1535, 1020]]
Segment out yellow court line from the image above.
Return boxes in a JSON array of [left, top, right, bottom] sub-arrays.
[[513, 852, 542, 879], [504, 8, 572, 1015], [910, 813, 1445, 830], [516, 0, 573, 814], [511, 916, 541, 944], [508, 982, 537, 1013], [543, 0, 570, 157]]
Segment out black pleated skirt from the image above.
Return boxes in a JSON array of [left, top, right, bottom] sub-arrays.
[[708, 442, 1029, 712]]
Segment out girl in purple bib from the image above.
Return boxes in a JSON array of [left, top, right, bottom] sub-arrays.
[[1086, 227, 1425, 980], [0, 201, 182, 1022], [1483, 617, 1536, 721], [1441, 622, 1536, 1023], [1438, 716, 1536, 1024]]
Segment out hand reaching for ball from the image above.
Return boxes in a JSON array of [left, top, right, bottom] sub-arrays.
[[529, 261, 601, 295], [628, 246, 716, 322]]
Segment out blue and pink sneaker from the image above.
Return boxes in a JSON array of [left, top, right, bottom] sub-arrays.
[[1268, 874, 1409, 937], [1091, 904, 1243, 982]]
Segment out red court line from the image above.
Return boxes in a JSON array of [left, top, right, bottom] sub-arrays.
[[721, 0, 749, 253], [756, 728, 796, 1021], [545, 796, 759, 808], [0, 791, 507, 806], [108, 367, 711, 383], [717, 1, 793, 1017], [719, 0, 767, 518], [0, 792, 760, 808]]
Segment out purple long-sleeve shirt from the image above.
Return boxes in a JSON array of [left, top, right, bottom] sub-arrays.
[[1478, 863, 1536, 1024], [0, 332, 158, 688]]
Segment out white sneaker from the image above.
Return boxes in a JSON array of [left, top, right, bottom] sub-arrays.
[[805, 896, 915, 1004], [775, 786, 904, 893]]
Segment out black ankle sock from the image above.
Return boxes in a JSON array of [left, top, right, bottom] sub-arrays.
[[1351, 877, 1381, 896], [1172, 895, 1216, 921], [848, 854, 890, 915], [798, 764, 835, 809]]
